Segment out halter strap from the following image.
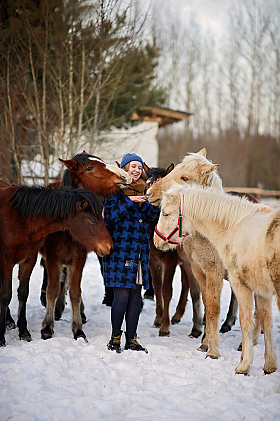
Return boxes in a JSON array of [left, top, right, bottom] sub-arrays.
[[155, 203, 189, 245]]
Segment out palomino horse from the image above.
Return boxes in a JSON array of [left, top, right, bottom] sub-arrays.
[[0, 185, 112, 346], [146, 148, 256, 358], [37, 152, 131, 340], [144, 164, 203, 337], [155, 183, 279, 374]]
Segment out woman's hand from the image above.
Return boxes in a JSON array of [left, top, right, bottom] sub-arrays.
[[129, 196, 146, 203]]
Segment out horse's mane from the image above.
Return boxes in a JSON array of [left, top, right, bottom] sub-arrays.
[[61, 169, 72, 187], [165, 184, 268, 230], [182, 152, 223, 190], [73, 153, 104, 165], [11, 186, 103, 219]]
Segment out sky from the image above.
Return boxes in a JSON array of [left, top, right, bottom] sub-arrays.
[[1, 254, 280, 421], [160, 0, 232, 36]]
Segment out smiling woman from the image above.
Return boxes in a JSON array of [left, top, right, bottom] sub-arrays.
[[102, 152, 160, 354]]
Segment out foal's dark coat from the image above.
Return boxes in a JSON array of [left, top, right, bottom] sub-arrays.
[[0, 185, 110, 346]]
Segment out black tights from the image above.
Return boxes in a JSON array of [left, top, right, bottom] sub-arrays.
[[111, 286, 142, 337]]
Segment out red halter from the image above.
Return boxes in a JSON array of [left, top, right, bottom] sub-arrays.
[[154, 204, 189, 245]]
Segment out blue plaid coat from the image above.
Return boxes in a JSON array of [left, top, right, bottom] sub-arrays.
[[102, 191, 160, 289]]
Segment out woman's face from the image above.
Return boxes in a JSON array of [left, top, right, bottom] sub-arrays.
[[127, 161, 143, 181]]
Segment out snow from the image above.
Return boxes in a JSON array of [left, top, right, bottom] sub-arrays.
[[1, 253, 280, 421]]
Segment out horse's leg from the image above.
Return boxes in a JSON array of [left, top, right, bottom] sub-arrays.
[[54, 266, 67, 321], [232, 281, 254, 374], [144, 271, 154, 300], [172, 250, 203, 338], [254, 294, 277, 374], [40, 258, 48, 307], [6, 307, 16, 330], [41, 260, 61, 340], [171, 263, 189, 325], [80, 297, 86, 324], [252, 294, 261, 346], [0, 266, 13, 346], [187, 275, 203, 338], [189, 264, 208, 350], [203, 269, 223, 359], [54, 266, 87, 322], [17, 253, 38, 341], [149, 257, 163, 328], [159, 254, 178, 336], [68, 252, 87, 341], [220, 282, 238, 333]]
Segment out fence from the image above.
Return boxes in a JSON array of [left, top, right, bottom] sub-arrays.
[[224, 187, 280, 206]]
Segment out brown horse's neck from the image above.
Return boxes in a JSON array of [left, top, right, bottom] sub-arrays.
[[24, 217, 69, 242]]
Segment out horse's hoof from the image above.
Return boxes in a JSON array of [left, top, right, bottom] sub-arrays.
[[81, 313, 87, 324], [0, 338, 6, 347], [189, 328, 202, 339], [171, 318, 180, 325], [55, 310, 62, 321], [153, 322, 161, 328], [206, 353, 219, 360], [159, 330, 170, 337], [6, 319, 16, 330], [41, 326, 53, 340], [74, 329, 88, 342], [19, 331, 32, 342], [198, 343, 208, 352], [220, 324, 231, 333], [264, 369, 276, 375], [144, 296, 154, 301], [235, 370, 249, 376]]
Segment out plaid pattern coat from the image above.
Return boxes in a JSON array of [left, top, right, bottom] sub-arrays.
[[102, 191, 160, 289]]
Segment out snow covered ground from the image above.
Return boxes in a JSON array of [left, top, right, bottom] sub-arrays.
[[1, 253, 280, 421]]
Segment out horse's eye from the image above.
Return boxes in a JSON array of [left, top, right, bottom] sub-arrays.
[[162, 212, 169, 217], [181, 176, 188, 181], [86, 166, 93, 171], [90, 219, 97, 224]]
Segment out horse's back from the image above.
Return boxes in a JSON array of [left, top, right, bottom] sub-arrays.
[[223, 208, 280, 299]]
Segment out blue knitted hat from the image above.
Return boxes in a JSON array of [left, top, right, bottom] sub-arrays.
[[120, 153, 144, 168]]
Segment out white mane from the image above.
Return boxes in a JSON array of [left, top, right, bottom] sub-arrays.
[[165, 184, 269, 230]]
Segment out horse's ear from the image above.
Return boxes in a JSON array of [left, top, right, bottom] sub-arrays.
[[59, 158, 78, 171], [82, 150, 89, 155], [116, 161, 120, 168], [143, 162, 149, 173], [200, 163, 219, 175], [166, 163, 174, 174], [197, 148, 207, 157]]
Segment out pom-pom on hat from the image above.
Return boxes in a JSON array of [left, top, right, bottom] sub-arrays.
[[120, 153, 144, 168]]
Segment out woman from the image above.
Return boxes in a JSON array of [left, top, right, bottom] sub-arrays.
[[102, 153, 159, 353]]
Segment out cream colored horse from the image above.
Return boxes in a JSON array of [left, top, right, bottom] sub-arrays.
[[155, 183, 279, 374], [147, 149, 235, 359]]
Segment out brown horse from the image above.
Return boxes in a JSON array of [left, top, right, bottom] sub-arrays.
[[0, 180, 10, 188], [144, 164, 203, 337], [0, 185, 112, 346], [146, 149, 259, 359], [36, 152, 131, 341]]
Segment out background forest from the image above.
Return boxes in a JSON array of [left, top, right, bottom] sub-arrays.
[[0, 0, 280, 189]]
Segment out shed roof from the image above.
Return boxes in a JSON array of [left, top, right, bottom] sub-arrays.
[[131, 105, 193, 128]]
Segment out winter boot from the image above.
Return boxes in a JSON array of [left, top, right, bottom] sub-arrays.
[[124, 332, 148, 354], [107, 330, 122, 354]]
